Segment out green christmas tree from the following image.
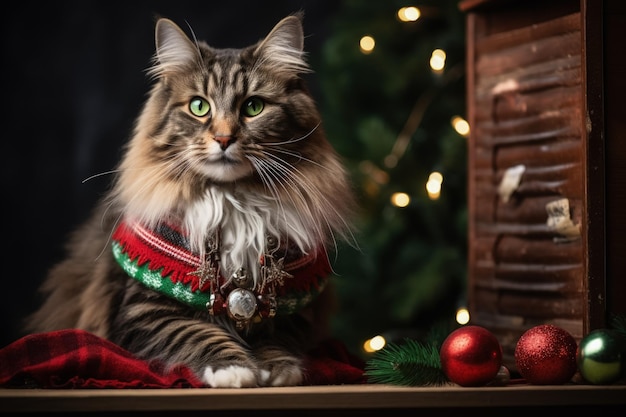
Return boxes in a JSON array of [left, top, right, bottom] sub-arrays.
[[315, 0, 468, 355]]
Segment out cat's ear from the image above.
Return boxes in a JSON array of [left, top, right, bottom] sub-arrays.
[[254, 15, 310, 74], [149, 18, 198, 78]]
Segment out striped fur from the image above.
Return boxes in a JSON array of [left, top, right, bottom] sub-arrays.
[[25, 14, 356, 388]]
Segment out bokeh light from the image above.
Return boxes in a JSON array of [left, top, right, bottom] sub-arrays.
[[451, 116, 470, 136], [363, 335, 387, 353], [391, 192, 411, 207], [429, 49, 446, 72], [397, 7, 421, 22], [426, 171, 443, 200], [456, 308, 470, 325], [360, 35, 375, 54]]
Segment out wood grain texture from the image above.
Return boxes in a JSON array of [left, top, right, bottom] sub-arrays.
[[466, 5, 586, 370], [0, 385, 624, 413]]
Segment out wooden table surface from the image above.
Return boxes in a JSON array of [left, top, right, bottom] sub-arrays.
[[1, 384, 625, 415]]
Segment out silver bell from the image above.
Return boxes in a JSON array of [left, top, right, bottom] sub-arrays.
[[231, 267, 252, 289], [226, 288, 258, 325]]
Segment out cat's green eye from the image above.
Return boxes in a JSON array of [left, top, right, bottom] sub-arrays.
[[189, 97, 210, 117], [242, 97, 264, 117]]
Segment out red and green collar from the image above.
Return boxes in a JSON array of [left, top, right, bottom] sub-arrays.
[[111, 220, 331, 329]]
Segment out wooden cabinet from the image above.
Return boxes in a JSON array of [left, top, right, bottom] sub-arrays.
[[461, 0, 626, 370]]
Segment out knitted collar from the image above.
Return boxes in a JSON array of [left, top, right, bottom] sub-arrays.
[[111, 219, 331, 329]]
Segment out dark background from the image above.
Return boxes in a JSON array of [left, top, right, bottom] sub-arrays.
[[1, 0, 340, 348]]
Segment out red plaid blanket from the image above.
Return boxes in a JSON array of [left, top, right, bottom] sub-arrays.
[[0, 329, 366, 388]]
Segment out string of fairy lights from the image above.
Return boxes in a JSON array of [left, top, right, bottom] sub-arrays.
[[357, 5, 470, 354], [358, 5, 469, 206]]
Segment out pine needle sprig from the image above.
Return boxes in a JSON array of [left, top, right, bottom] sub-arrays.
[[364, 338, 449, 386]]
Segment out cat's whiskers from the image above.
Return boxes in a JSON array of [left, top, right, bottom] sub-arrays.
[[265, 147, 329, 171], [183, 20, 205, 64], [251, 155, 345, 272], [266, 158, 332, 246], [259, 150, 356, 255], [250, 130, 357, 256], [259, 156, 319, 226], [82, 162, 179, 185], [246, 154, 309, 244], [246, 156, 295, 247], [252, 151, 338, 250], [247, 156, 313, 249], [81, 169, 123, 184], [261, 122, 321, 147]]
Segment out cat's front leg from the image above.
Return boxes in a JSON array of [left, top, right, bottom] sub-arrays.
[[254, 344, 304, 387], [110, 285, 261, 388], [115, 318, 260, 387]]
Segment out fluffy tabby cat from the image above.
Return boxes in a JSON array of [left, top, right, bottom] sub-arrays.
[[25, 14, 356, 388]]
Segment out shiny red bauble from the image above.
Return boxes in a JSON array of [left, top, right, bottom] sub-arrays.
[[514, 324, 577, 385], [440, 325, 503, 386]]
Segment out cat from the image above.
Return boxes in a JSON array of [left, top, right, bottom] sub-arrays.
[[24, 13, 356, 388]]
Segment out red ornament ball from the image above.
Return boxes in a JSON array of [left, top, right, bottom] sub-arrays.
[[515, 324, 577, 385], [440, 325, 502, 386]]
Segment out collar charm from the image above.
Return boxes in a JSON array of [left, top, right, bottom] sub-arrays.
[[196, 234, 293, 329]]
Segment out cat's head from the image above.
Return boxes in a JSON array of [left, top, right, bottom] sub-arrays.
[[112, 14, 355, 249], [136, 14, 314, 184]]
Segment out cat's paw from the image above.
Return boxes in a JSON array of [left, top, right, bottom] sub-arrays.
[[202, 365, 258, 388], [259, 363, 303, 387]]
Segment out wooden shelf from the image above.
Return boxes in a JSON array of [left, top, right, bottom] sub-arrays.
[[1, 384, 625, 415]]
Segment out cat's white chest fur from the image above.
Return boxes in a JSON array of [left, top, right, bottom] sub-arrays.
[[182, 185, 314, 286]]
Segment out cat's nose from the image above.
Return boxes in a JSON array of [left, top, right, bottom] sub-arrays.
[[214, 135, 236, 150]]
